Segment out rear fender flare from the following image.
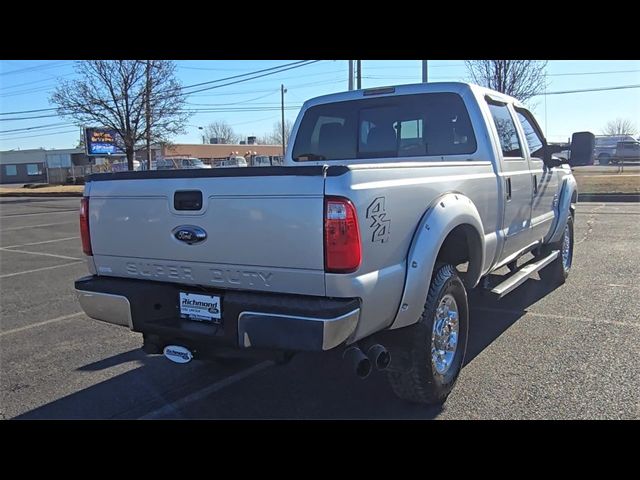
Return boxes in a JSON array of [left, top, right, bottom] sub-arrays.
[[389, 193, 484, 330]]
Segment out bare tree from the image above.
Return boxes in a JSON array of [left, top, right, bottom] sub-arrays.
[[51, 60, 189, 170], [602, 118, 637, 136], [465, 60, 548, 102], [268, 119, 294, 146], [204, 120, 238, 144]]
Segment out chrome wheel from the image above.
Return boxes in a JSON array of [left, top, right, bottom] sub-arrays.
[[431, 293, 459, 375], [562, 223, 572, 271]]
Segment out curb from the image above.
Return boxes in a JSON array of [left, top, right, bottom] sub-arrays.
[[578, 193, 640, 203], [0, 192, 83, 198]]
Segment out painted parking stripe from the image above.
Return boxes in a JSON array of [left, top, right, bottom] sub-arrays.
[[0, 210, 77, 218], [0, 261, 84, 278], [0, 247, 82, 261], [0, 312, 84, 337], [2, 236, 80, 249], [2, 221, 76, 231], [473, 306, 640, 329], [139, 361, 274, 419]]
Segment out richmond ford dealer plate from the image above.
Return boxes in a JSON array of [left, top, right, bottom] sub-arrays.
[[179, 292, 222, 323]]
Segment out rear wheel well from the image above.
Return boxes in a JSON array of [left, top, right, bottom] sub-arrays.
[[436, 224, 482, 288]]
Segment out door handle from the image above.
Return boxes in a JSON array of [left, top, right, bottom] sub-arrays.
[[532, 174, 538, 194], [505, 177, 512, 201]]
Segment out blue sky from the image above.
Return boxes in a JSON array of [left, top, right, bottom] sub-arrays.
[[1, 60, 638, 150]]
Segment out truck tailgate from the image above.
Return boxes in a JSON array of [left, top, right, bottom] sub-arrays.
[[87, 168, 327, 296]]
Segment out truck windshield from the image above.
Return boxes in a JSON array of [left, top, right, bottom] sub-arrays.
[[292, 92, 477, 161]]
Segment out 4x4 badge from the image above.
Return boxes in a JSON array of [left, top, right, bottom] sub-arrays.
[[366, 197, 391, 243]]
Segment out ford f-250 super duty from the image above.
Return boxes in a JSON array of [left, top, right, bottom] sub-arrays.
[[75, 82, 594, 405]]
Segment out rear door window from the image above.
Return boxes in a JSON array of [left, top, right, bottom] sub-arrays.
[[292, 92, 477, 161]]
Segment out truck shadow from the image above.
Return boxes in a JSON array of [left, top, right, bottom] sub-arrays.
[[464, 274, 558, 366], [14, 275, 559, 420]]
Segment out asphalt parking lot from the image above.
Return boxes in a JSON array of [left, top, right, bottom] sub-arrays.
[[1, 197, 638, 420]]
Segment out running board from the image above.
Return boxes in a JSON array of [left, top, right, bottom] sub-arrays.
[[490, 250, 559, 298]]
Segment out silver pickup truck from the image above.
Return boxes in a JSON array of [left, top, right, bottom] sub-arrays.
[[75, 82, 594, 405]]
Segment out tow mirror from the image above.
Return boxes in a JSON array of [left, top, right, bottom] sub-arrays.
[[569, 131, 595, 166]]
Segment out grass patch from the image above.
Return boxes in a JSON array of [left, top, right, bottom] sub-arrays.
[[574, 172, 640, 194]]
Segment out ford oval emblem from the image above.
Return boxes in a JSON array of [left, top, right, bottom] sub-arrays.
[[163, 345, 193, 364], [172, 225, 207, 245]]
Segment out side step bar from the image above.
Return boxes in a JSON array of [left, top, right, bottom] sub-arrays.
[[490, 250, 559, 298]]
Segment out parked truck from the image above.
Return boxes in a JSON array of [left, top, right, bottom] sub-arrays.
[[75, 82, 593, 405]]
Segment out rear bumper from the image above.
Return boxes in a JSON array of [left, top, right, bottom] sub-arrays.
[[75, 275, 360, 353]]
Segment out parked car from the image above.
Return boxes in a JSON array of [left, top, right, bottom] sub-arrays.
[[218, 156, 248, 168], [252, 155, 273, 167], [75, 82, 591, 405], [611, 140, 640, 163], [593, 135, 636, 165], [154, 158, 212, 170]]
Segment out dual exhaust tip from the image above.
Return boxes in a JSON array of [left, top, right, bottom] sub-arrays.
[[343, 342, 391, 379]]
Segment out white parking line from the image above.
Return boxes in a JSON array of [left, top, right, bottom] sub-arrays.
[[0, 210, 77, 218], [1, 221, 76, 231], [473, 306, 640, 329], [0, 247, 81, 261], [2, 236, 79, 249], [0, 261, 84, 278], [139, 360, 274, 420], [0, 312, 84, 337]]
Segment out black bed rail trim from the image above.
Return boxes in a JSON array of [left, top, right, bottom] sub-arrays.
[[87, 165, 350, 182]]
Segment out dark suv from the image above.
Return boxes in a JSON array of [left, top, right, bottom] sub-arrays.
[[611, 141, 640, 163], [594, 135, 636, 165]]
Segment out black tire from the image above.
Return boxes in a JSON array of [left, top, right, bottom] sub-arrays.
[[386, 264, 469, 405], [539, 214, 574, 284], [599, 154, 610, 165]]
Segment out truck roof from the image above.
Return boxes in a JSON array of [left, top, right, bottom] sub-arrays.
[[302, 81, 523, 109]]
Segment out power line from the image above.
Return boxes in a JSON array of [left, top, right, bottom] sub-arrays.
[[181, 60, 314, 90], [186, 91, 278, 106], [0, 107, 58, 116], [534, 84, 640, 96], [181, 61, 322, 96], [0, 61, 72, 76], [547, 69, 640, 76], [0, 122, 73, 134], [0, 128, 79, 141]]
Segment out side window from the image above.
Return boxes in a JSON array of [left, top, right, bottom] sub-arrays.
[[5, 165, 17, 176], [487, 102, 522, 158], [516, 109, 544, 160], [27, 164, 41, 175]]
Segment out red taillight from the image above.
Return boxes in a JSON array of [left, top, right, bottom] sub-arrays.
[[324, 196, 361, 273], [80, 197, 92, 256]]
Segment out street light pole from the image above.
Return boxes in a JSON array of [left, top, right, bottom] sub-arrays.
[[356, 60, 361, 89], [281, 84, 287, 157], [422, 60, 428, 82], [145, 60, 152, 171], [348, 60, 354, 91]]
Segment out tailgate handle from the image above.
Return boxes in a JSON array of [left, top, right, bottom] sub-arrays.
[[174, 190, 203, 211]]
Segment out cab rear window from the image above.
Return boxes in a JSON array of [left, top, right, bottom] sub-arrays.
[[292, 93, 477, 161]]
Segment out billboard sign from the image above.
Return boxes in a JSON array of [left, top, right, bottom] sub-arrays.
[[85, 127, 125, 156]]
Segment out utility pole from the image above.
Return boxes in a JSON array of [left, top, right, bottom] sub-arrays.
[[356, 60, 361, 89], [348, 60, 354, 91], [281, 84, 287, 157], [145, 60, 152, 171], [422, 60, 428, 82]]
